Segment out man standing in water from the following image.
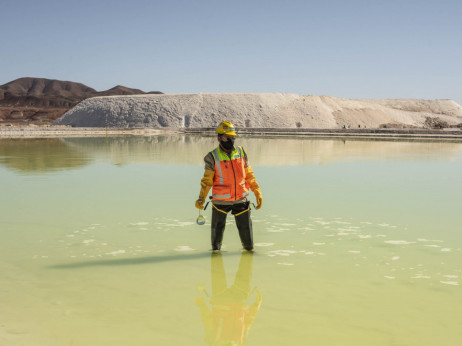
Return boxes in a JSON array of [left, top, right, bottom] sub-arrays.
[[195, 121, 263, 251]]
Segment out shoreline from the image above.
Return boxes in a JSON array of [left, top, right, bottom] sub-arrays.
[[0, 126, 461, 140]]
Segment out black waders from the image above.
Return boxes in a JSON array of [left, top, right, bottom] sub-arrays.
[[211, 202, 253, 251]]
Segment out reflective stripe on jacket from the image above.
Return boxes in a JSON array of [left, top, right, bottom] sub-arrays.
[[211, 146, 250, 201]]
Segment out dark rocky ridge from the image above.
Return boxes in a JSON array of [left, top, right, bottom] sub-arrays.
[[0, 77, 162, 125]]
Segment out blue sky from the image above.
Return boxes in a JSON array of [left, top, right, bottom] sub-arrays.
[[1, 0, 461, 104]]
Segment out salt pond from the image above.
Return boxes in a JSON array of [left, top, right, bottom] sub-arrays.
[[1, 135, 461, 345]]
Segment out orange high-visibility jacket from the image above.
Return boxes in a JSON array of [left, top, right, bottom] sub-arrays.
[[210, 146, 250, 201]]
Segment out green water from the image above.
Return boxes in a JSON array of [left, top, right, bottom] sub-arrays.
[[1, 136, 461, 345]]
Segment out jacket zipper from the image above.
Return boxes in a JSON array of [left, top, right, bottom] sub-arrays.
[[227, 152, 237, 199]]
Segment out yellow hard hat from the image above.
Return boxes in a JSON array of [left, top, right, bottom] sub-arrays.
[[216, 121, 236, 136]]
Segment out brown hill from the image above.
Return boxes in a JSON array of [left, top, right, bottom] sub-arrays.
[[0, 77, 162, 125]]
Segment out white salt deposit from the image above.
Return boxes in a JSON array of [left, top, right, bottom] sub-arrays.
[[268, 250, 297, 256], [175, 246, 195, 251], [54, 93, 462, 129], [105, 250, 126, 256], [385, 240, 415, 245]]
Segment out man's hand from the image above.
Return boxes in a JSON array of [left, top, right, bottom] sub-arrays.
[[195, 199, 205, 210]]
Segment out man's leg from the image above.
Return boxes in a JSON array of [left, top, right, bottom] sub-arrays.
[[232, 202, 254, 251], [211, 204, 230, 251]]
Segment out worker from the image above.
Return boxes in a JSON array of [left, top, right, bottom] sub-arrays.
[[195, 121, 263, 251]]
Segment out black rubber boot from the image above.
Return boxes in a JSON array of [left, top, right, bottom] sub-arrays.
[[234, 209, 253, 251], [211, 206, 228, 250]]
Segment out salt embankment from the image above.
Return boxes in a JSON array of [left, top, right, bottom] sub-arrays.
[[53, 93, 462, 129]]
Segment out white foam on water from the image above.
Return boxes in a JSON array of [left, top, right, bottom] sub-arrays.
[[392, 256, 400, 260], [441, 248, 451, 252], [105, 250, 126, 256], [385, 240, 415, 245], [440, 281, 459, 286], [313, 242, 325, 246], [83, 239, 96, 244], [360, 222, 373, 224], [424, 245, 440, 248], [267, 229, 285, 233], [175, 246, 195, 251], [254, 243, 275, 247], [384, 276, 395, 279], [378, 224, 390, 227], [412, 275, 431, 279], [277, 262, 294, 266]]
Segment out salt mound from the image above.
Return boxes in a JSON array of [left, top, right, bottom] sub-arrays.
[[53, 93, 462, 129]]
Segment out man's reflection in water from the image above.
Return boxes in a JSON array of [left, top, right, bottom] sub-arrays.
[[196, 252, 262, 345]]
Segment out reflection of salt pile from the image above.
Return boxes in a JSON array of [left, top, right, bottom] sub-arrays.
[[61, 136, 462, 167], [54, 93, 462, 129]]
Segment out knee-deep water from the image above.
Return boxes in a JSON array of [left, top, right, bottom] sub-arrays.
[[0, 135, 461, 345]]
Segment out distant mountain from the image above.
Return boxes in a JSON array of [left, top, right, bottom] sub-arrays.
[[0, 77, 97, 98], [0, 77, 163, 125], [0, 77, 163, 107]]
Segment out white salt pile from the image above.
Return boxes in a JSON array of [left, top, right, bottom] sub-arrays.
[[53, 93, 462, 129]]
